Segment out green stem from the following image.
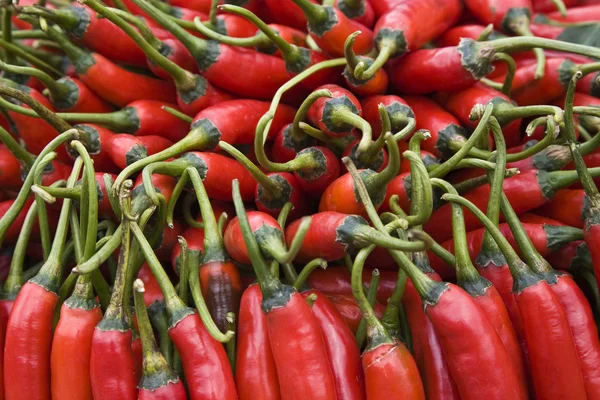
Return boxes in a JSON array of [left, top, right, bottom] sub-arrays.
[[364, 133, 400, 194], [494, 52, 516, 96], [161, 106, 193, 123], [193, 18, 269, 50], [32, 152, 54, 260], [225, 312, 236, 370], [344, 31, 362, 72], [177, 237, 190, 306], [293, 258, 327, 290], [147, 302, 174, 368], [0, 38, 62, 77], [133, 279, 179, 384], [4, 200, 38, 298], [356, 42, 394, 80], [166, 171, 191, 228], [290, 0, 330, 27], [355, 268, 380, 348], [71, 141, 98, 262], [110, 7, 163, 50], [0, 125, 34, 167], [404, 149, 433, 227], [429, 103, 493, 179]]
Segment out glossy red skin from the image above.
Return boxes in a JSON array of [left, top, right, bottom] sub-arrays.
[[363, 341, 425, 399], [256, 172, 307, 218], [308, 84, 363, 137], [6, 86, 71, 162], [199, 44, 291, 100], [428, 221, 573, 279], [543, 4, 600, 21], [405, 96, 467, 158], [154, 220, 183, 262], [78, 53, 177, 107], [235, 285, 280, 400], [361, 95, 411, 139], [54, 77, 114, 113], [169, 312, 237, 399], [224, 212, 282, 264], [404, 273, 460, 400], [264, 0, 311, 29], [336, 0, 375, 27], [138, 381, 187, 400], [375, 0, 462, 51], [4, 282, 57, 400], [127, 100, 191, 142], [381, 171, 411, 214], [309, 6, 373, 56], [294, 146, 341, 196], [533, 0, 580, 12], [268, 24, 308, 56], [0, 305, 5, 399], [471, 285, 528, 392], [180, 151, 257, 201], [516, 279, 587, 399], [390, 47, 480, 94], [138, 263, 164, 306], [167, 0, 212, 13], [551, 273, 600, 397], [436, 24, 494, 46], [549, 240, 588, 271], [147, 38, 197, 80], [303, 289, 365, 399], [307, 266, 397, 304], [535, 189, 585, 228], [73, 124, 118, 173], [426, 284, 527, 400], [465, 0, 533, 30], [0, 146, 25, 189], [436, 83, 522, 147], [107, 134, 173, 170], [51, 302, 102, 400], [266, 292, 337, 399], [176, 78, 235, 117], [371, 0, 404, 16], [326, 294, 385, 333], [192, 100, 295, 148], [65, 4, 147, 67], [344, 68, 388, 96], [90, 328, 137, 400]]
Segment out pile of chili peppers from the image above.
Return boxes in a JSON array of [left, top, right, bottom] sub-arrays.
[[1, 0, 600, 398]]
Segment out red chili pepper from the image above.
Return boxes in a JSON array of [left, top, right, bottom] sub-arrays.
[[106, 134, 173, 171], [129, 0, 294, 100], [235, 284, 281, 400], [547, 240, 591, 272], [114, 99, 295, 190], [0, 198, 37, 244], [19, 4, 149, 67], [51, 277, 102, 400], [291, 0, 374, 57], [4, 160, 83, 400], [171, 227, 205, 274], [44, 24, 177, 107], [319, 133, 399, 217], [357, 0, 462, 82], [302, 289, 366, 399], [343, 32, 388, 96], [132, 280, 187, 400], [436, 23, 505, 47], [307, 85, 367, 138], [333, 0, 374, 27], [442, 193, 587, 400], [424, 167, 600, 243], [184, 170, 242, 331], [398, 144, 439, 174], [326, 293, 385, 333], [137, 263, 164, 306], [401, 253, 460, 400], [435, 83, 523, 147], [127, 194, 238, 400], [500, 191, 600, 399], [433, 177, 528, 395], [233, 178, 338, 399], [286, 210, 429, 263], [464, 0, 533, 32]]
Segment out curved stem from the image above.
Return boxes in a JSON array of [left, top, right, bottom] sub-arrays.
[[429, 103, 493, 179], [32, 152, 55, 260], [161, 106, 193, 123], [344, 31, 362, 72], [487, 35, 600, 61], [292, 88, 332, 141], [71, 140, 98, 262], [4, 201, 38, 297], [217, 5, 297, 59], [367, 132, 400, 191], [110, 7, 163, 51], [404, 149, 433, 227], [193, 18, 266, 48], [332, 108, 372, 155], [0, 38, 62, 77], [280, 217, 312, 263], [477, 24, 495, 41], [293, 258, 327, 290], [357, 43, 393, 80], [0, 125, 35, 167], [219, 141, 281, 195], [290, 0, 329, 26], [166, 170, 189, 228], [73, 225, 122, 274], [494, 52, 516, 96], [0, 59, 68, 99]]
